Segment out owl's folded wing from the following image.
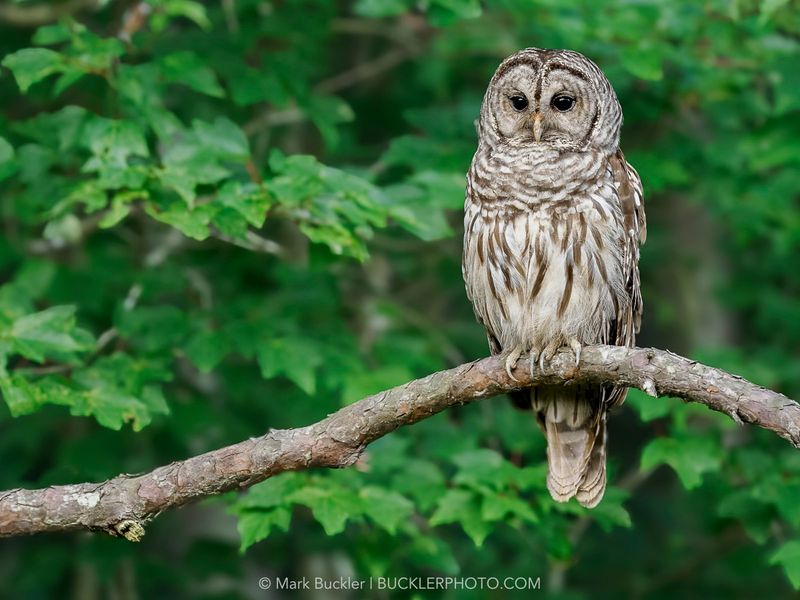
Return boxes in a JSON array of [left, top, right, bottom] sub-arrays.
[[608, 149, 646, 342]]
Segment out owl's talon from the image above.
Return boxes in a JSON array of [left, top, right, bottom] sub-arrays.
[[568, 338, 582, 367], [540, 340, 560, 371], [529, 351, 539, 377], [504, 346, 523, 382]]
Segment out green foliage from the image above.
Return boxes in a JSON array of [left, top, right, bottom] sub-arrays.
[[641, 436, 722, 489], [1, 0, 799, 597], [771, 541, 800, 589]]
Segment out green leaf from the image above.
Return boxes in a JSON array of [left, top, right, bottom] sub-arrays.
[[0, 136, 18, 182], [216, 180, 272, 228], [68, 387, 153, 431], [32, 22, 73, 45], [157, 124, 243, 203], [2, 48, 66, 92], [159, 52, 225, 97], [481, 493, 538, 524], [718, 490, 772, 543], [360, 487, 414, 535], [759, 0, 791, 24], [184, 329, 231, 373], [69, 354, 172, 430], [391, 460, 447, 512], [233, 473, 304, 510], [770, 541, 800, 589], [66, 29, 124, 72], [303, 94, 354, 149], [0, 136, 14, 163], [750, 476, 800, 528], [99, 190, 146, 228], [764, 56, 800, 115], [389, 199, 453, 241], [236, 508, 292, 552], [257, 337, 322, 395], [8, 305, 93, 362], [640, 437, 722, 489], [452, 449, 523, 493], [1, 365, 168, 431], [430, 489, 492, 546], [354, 0, 410, 17], [15, 105, 90, 153], [0, 261, 56, 307], [145, 200, 212, 240], [267, 151, 389, 260], [288, 485, 364, 536], [81, 117, 149, 163], [192, 118, 249, 159], [427, 0, 482, 26], [0, 374, 44, 416], [162, 0, 211, 30], [212, 207, 248, 239]]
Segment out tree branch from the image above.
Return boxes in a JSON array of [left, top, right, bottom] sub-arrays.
[[1, 345, 798, 540], [0, 0, 99, 27]]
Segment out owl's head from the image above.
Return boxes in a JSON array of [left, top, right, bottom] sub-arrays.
[[479, 48, 622, 153]]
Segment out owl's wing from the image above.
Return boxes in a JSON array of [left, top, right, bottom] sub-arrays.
[[464, 168, 503, 357], [601, 151, 646, 410], [608, 149, 646, 345]]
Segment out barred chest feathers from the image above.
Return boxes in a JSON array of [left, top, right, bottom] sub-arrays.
[[463, 146, 629, 357]]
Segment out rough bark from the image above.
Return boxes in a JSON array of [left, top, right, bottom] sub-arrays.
[[1, 345, 798, 540]]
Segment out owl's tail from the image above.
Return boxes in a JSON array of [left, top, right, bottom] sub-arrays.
[[530, 386, 607, 508]]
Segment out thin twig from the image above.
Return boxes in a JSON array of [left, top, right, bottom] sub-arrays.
[[317, 46, 418, 93], [243, 45, 421, 136], [212, 230, 283, 256], [118, 2, 152, 42], [221, 0, 240, 33], [0, 0, 99, 26]]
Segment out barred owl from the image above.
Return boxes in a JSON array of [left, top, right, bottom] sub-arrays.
[[463, 48, 646, 508]]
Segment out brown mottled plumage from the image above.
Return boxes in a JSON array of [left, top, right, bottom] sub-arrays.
[[462, 48, 646, 508]]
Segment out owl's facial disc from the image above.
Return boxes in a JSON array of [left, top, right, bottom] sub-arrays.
[[483, 49, 622, 152], [492, 63, 600, 150]]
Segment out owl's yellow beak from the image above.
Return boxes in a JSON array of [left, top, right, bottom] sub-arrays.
[[531, 113, 544, 142]]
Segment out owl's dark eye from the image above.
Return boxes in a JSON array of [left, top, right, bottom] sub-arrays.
[[509, 95, 528, 111], [551, 94, 576, 112]]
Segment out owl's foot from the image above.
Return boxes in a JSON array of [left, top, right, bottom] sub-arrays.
[[539, 339, 561, 371], [528, 351, 539, 377], [503, 346, 524, 382], [567, 338, 582, 367]]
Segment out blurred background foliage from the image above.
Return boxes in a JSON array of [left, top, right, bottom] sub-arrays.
[[1, 0, 799, 597]]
